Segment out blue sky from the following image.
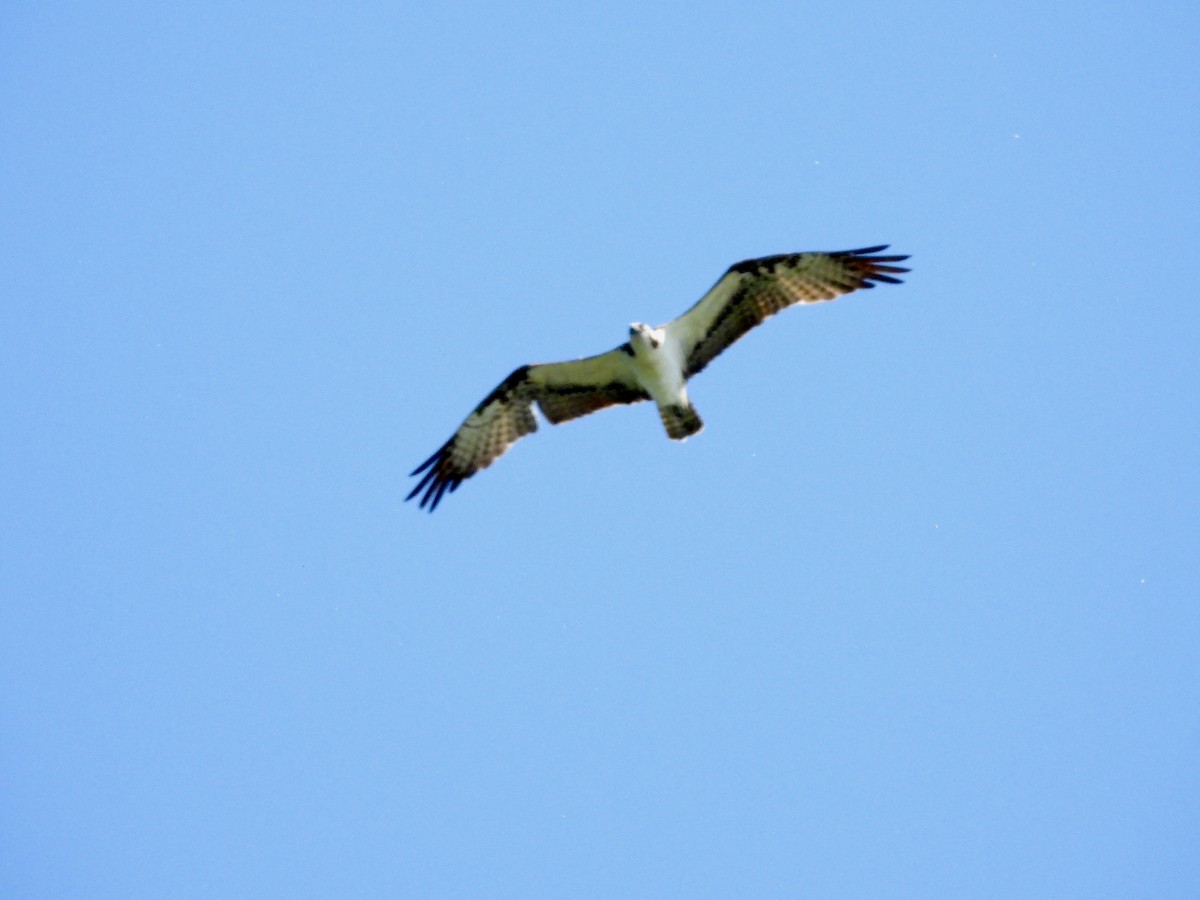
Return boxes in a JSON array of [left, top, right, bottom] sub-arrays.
[[3, 2, 1198, 896]]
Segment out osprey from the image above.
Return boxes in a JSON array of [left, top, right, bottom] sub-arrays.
[[408, 245, 909, 511]]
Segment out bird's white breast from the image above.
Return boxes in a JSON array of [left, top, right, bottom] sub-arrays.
[[631, 329, 688, 407]]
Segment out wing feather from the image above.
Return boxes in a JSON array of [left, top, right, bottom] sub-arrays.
[[665, 245, 910, 378], [406, 346, 647, 511], [527, 344, 648, 424]]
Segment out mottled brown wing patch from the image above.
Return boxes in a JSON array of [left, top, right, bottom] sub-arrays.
[[407, 347, 647, 511], [407, 367, 538, 511], [683, 245, 909, 377]]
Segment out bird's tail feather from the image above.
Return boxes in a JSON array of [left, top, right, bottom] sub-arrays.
[[660, 403, 704, 441]]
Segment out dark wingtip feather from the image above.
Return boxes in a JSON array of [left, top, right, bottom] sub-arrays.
[[842, 245, 910, 263], [409, 447, 443, 477], [839, 244, 911, 286], [405, 439, 460, 511], [428, 478, 450, 512]]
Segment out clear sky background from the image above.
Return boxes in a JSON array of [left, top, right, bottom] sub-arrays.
[[3, 2, 1198, 897]]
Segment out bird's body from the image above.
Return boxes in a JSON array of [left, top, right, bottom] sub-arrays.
[[408, 245, 910, 510], [627, 323, 702, 439]]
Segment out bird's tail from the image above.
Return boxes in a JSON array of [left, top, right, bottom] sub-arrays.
[[659, 403, 704, 441]]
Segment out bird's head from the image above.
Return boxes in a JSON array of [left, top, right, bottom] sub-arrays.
[[629, 322, 663, 350]]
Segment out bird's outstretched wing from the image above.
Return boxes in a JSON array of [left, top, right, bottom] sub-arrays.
[[407, 345, 648, 511], [665, 245, 910, 378]]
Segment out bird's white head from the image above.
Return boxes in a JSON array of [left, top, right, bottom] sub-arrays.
[[629, 322, 664, 350]]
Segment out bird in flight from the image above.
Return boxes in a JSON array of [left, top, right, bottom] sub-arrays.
[[408, 245, 909, 511]]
